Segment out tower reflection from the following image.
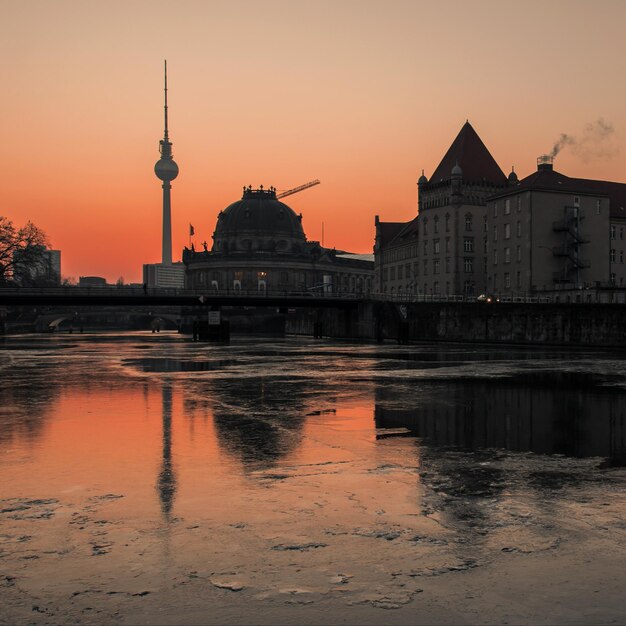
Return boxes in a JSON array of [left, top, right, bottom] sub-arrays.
[[156, 382, 176, 519]]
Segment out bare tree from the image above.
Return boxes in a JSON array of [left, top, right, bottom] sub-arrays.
[[0, 216, 49, 286]]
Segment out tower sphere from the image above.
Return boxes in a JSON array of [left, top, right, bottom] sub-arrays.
[[155, 158, 179, 181]]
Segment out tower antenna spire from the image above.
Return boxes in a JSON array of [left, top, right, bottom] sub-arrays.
[[164, 59, 169, 140]]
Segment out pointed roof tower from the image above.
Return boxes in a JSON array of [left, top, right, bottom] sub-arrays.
[[429, 121, 506, 185]]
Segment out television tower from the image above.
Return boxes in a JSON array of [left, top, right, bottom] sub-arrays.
[[154, 60, 179, 265]]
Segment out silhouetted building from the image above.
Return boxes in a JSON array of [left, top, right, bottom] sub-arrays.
[[184, 186, 373, 292], [78, 276, 106, 287], [142, 262, 185, 288], [13, 247, 61, 286]]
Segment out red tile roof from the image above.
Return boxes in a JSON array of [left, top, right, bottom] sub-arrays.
[[428, 122, 507, 185]]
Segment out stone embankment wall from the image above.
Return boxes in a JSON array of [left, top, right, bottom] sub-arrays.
[[286, 302, 626, 347]]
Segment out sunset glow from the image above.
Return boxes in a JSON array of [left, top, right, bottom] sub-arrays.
[[3, 0, 626, 282]]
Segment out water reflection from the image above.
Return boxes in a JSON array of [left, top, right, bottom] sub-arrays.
[[206, 379, 307, 469], [0, 369, 60, 447], [157, 383, 176, 519], [375, 375, 626, 465]]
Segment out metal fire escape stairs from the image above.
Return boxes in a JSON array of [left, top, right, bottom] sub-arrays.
[[552, 206, 590, 283]]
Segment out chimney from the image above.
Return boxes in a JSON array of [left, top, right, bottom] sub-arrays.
[[537, 155, 554, 172]]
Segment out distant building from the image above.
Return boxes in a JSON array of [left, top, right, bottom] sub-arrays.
[[143, 262, 185, 288], [183, 187, 373, 293], [13, 247, 61, 286], [79, 276, 107, 287]]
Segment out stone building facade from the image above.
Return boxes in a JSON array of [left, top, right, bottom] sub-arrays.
[[375, 122, 626, 299], [184, 186, 373, 293], [374, 122, 513, 297], [487, 157, 626, 294]]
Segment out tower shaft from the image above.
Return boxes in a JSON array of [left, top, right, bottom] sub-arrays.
[[162, 181, 172, 265]]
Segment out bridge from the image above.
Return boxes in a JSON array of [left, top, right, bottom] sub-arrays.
[[0, 287, 364, 309]]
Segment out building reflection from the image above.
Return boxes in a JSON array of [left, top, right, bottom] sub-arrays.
[[0, 377, 60, 448], [191, 379, 309, 470], [375, 377, 626, 465], [156, 382, 176, 519]]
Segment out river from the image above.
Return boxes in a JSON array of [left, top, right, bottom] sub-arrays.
[[1, 332, 625, 625]]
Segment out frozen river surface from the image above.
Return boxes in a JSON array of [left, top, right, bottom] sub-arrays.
[[1, 333, 625, 625]]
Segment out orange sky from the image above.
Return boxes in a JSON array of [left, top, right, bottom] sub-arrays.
[[2, 0, 626, 283]]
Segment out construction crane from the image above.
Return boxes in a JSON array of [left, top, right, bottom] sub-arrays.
[[276, 179, 320, 199]]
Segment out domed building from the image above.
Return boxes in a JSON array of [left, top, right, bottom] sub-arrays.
[[183, 186, 373, 293]]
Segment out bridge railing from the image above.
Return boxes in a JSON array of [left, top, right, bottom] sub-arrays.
[[0, 286, 366, 300]]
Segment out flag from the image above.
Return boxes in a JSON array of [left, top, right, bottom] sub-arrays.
[[189, 223, 195, 236]]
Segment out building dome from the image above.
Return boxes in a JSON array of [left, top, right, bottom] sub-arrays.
[[451, 163, 463, 178], [212, 187, 306, 254], [508, 167, 518, 183], [418, 169, 428, 185]]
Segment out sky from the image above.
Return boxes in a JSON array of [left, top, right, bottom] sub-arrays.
[[2, 0, 626, 283]]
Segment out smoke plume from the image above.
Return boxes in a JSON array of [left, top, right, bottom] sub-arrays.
[[549, 118, 618, 161]]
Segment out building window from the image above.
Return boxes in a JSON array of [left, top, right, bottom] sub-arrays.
[[464, 257, 473, 273], [445, 237, 450, 253], [405, 264, 411, 279], [517, 245, 521, 262], [493, 273, 498, 288], [423, 260, 428, 275], [516, 221, 521, 238], [434, 239, 440, 254], [484, 215, 488, 232], [493, 225, 498, 242], [423, 219, 428, 236], [390, 267, 396, 280], [280, 271, 289, 283], [463, 237, 474, 253], [445, 214, 450, 232], [621, 250, 624, 264], [493, 202, 498, 217], [574, 196, 580, 206], [611, 225, 616, 239], [504, 223, 511, 239], [621, 227, 624, 240], [434, 216, 439, 234], [517, 196, 521, 212], [465, 214, 473, 231], [413, 262, 419, 277], [516, 271, 521, 288], [433, 281, 440, 294], [383, 268, 388, 280], [610, 272, 616, 284], [423, 241, 428, 256], [494, 250, 498, 265], [463, 280, 473, 295], [610, 249, 616, 263], [398, 265, 404, 279], [504, 272, 511, 288], [505, 199, 511, 215], [597, 200, 601, 215], [433, 259, 440, 274], [504, 247, 511, 263], [445, 257, 450, 273]]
